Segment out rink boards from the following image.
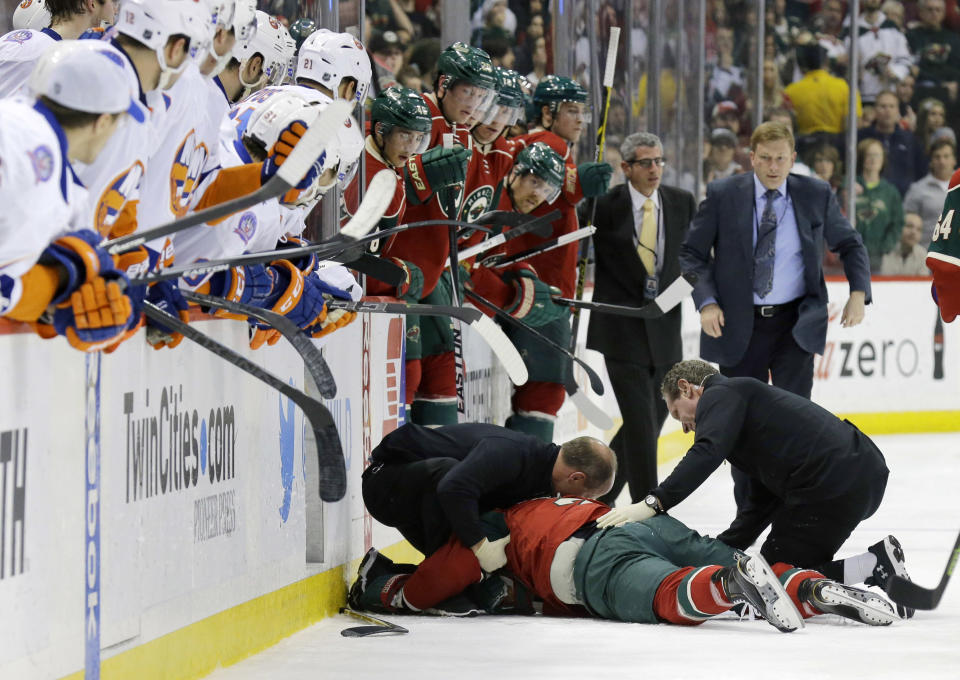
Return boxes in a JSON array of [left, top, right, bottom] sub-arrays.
[[0, 279, 957, 679]]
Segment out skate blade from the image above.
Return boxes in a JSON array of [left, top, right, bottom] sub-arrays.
[[818, 584, 896, 626], [744, 556, 805, 633]]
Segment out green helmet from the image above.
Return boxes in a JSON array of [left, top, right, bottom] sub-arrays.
[[513, 142, 565, 202], [533, 75, 588, 109], [436, 41, 497, 90], [288, 17, 317, 51], [371, 86, 432, 133], [494, 67, 524, 109]]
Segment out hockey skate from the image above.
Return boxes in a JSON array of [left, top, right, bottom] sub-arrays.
[[799, 578, 897, 626], [714, 554, 805, 633], [865, 535, 915, 618]]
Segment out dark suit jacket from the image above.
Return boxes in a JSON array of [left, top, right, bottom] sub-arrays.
[[586, 183, 696, 365], [652, 374, 889, 544], [680, 173, 872, 366]]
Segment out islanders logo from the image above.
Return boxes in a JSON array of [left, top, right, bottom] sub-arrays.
[[27, 145, 53, 184], [94, 161, 144, 236], [233, 211, 257, 245], [5, 30, 32, 45], [169, 130, 209, 218]]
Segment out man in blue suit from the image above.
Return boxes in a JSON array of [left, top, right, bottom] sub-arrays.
[[681, 121, 871, 400], [681, 121, 872, 512]]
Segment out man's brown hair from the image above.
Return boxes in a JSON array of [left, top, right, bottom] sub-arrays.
[[750, 120, 795, 151]]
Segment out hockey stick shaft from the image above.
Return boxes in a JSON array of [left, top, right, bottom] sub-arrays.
[[554, 274, 694, 318], [570, 26, 620, 351], [486, 226, 596, 268], [180, 291, 337, 399], [142, 302, 347, 502], [137, 218, 486, 286], [457, 209, 561, 261], [464, 290, 604, 395], [325, 299, 528, 385], [886, 531, 960, 610], [105, 100, 355, 255]]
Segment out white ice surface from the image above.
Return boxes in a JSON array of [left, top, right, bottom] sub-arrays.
[[207, 434, 960, 680]]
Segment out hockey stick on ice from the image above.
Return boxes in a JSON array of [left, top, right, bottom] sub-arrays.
[[180, 291, 337, 399], [340, 608, 409, 637], [483, 226, 596, 268], [564, 376, 614, 430], [325, 298, 528, 386], [457, 210, 560, 261], [464, 290, 604, 395], [142, 302, 347, 502], [105, 100, 356, 255], [886, 531, 960, 610]]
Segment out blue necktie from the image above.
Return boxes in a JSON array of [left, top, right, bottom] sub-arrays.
[[754, 189, 779, 298]]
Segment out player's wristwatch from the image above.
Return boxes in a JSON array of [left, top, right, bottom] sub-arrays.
[[644, 494, 664, 514]]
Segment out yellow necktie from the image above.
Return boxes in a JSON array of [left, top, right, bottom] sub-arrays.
[[638, 198, 656, 273]]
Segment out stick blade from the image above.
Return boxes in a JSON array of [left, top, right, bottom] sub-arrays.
[[341, 624, 409, 637], [312, 420, 347, 502], [466, 311, 528, 385], [886, 575, 945, 610], [565, 378, 614, 430]]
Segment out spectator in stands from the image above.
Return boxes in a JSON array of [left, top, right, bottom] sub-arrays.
[[852, 138, 904, 271], [366, 0, 415, 40], [511, 12, 545, 75], [471, 0, 515, 43], [706, 26, 745, 107], [703, 128, 743, 187], [859, 90, 926, 196], [481, 35, 515, 70], [396, 0, 440, 40], [806, 142, 844, 193], [370, 30, 406, 78], [845, 0, 913, 106], [810, 0, 849, 73], [906, 0, 960, 125], [604, 137, 625, 188], [406, 37, 441, 91], [784, 42, 861, 157], [607, 96, 628, 138], [896, 74, 918, 131], [880, 212, 931, 275], [525, 35, 548, 87], [916, 97, 948, 154], [397, 64, 423, 92], [904, 137, 957, 247], [762, 58, 791, 113], [881, 0, 906, 30], [711, 100, 752, 169]]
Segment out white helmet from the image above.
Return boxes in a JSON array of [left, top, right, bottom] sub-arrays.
[[234, 11, 295, 95], [295, 29, 371, 106], [115, 0, 213, 89], [12, 0, 50, 30], [201, 0, 258, 78]]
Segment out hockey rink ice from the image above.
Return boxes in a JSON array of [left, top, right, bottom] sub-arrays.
[[208, 433, 960, 680]]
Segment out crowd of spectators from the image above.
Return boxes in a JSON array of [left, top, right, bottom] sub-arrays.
[[258, 0, 956, 277]]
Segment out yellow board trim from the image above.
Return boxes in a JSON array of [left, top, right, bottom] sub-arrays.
[[59, 410, 955, 680], [59, 541, 423, 680]]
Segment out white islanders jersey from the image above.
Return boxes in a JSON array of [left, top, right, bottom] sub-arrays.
[[0, 27, 58, 98], [0, 99, 88, 314]]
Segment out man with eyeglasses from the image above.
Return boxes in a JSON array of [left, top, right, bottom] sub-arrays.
[[583, 132, 696, 508], [680, 121, 871, 523]]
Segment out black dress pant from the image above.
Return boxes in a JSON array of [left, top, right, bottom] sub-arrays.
[[598, 359, 670, 505], [721, 301, 814, 512], [361, 457, 459, 556]]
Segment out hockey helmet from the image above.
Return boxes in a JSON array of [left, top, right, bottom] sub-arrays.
[[234, 11, 296, 93], [436, 42, 497, 91], [533, 75, 588, 112], [12, 0, 50, 30], [296, 29, 372, 106], [478, 67, 524, 128], [115, 0, 213, 89], [370, 86, 431, 154], [512, 142, 565, 203], [200, 0, 258, 78], [288, 17, 316, 51]]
